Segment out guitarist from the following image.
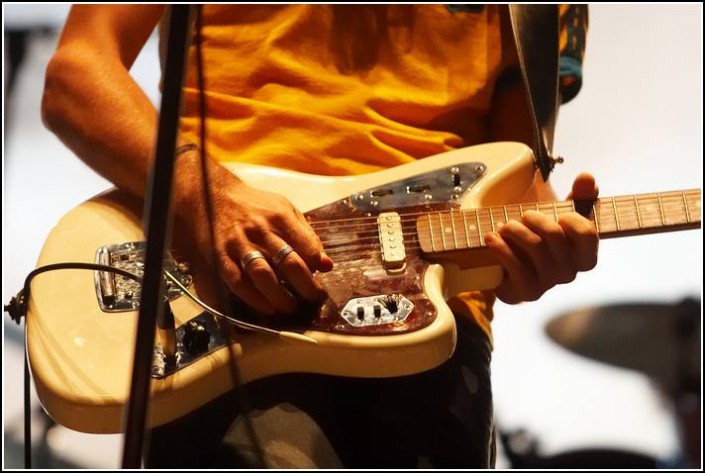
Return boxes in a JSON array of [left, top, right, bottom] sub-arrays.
[[41, 5, 598, 468]]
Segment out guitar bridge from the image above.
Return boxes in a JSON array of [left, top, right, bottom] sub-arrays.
[[94, 242, 192, 312]]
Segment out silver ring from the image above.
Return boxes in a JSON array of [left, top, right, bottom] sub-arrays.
[[272, 245, 295, 266], [240, 250, 266, 271]]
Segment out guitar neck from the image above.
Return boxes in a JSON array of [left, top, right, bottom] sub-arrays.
[[416, 189, 701, 254]]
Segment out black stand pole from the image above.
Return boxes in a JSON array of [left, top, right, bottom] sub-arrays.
[[121, 6, 192, 468]]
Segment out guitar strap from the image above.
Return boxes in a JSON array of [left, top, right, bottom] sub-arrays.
[[508, 4, 561, 182]]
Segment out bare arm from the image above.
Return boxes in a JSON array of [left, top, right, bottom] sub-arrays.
[[42, 5, 165, 199], [42, 5, 331, 315]]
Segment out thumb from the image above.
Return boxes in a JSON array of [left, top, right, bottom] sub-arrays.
[[567, 172, 599, 200]]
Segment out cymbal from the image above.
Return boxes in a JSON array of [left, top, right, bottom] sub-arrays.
[[545, 299, 701, 390]]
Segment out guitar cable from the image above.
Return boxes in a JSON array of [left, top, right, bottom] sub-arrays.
[[4, 262, 144, 470], [188, 6, 268, 467], [3, 6, 268, 468], [3, 259, 318, 469]]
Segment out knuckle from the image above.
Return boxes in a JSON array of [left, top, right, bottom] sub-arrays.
[[524, 277, 545, 301], [243, 218, 269, 239], [298, 241, 321, 263], [521, 210, 544, 226], [557, 269, 577, 285], [575, 222, 598, 239], [499, 293, 520, 305], [580, 253, 598, 271], [270, 211, 289, 228], [524, 287, 542, 302], [544, 224, 565, 240], [502, 220, 523, 233]]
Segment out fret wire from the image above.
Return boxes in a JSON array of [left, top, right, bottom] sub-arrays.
[[427, 214, 436, 252], [639, 197, 660, 226], [415, 192, 700, 251], [475, 210, 484, 246], [656, 192, 666, 225], [611, 196, 621, 230], [682, 190, 691, 223], [437, 212, 447, 250], [450, 209, 459, 249], [592, 203, 600, 233], [462, 211, 472, 248]]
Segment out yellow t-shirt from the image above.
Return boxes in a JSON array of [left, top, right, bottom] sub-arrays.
[[179, 5, 505, 173]]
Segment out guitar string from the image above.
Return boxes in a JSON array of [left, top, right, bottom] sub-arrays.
[[314, 201, 699, 254], [316, 199, 697, 242], [323, 195, 700, 255], [308, 193, 701, 229], [323, 218, 672, 260], [306, 192, 700, 229], [311, 196, 700, 243], [319, 203, 696, 249], [319, 200, 700, 246]]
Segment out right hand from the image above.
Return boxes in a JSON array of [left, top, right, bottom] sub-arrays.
[[176, 154, 333, 316]]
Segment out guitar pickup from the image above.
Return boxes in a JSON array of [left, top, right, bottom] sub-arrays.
[[377, 212, 406, 274]]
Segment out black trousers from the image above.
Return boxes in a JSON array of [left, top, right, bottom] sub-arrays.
[[147, 316, 494, 468]]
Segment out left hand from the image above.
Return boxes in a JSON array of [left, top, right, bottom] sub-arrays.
[[485, 173, 599, 304]]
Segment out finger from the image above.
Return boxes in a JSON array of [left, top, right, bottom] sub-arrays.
[[497, 218, 553, 288], [242, 255, 298, 313], [268, 238, 328, 303], [521, 211, 575, 285], [217, 252, 276, 315], [484, 232, 538, 304], [558, 213, 599, 272], [280, 212, 333, 273], [568, 172, 599, 200], [226, 241, 297, 313], [295, 208, 334, 271]]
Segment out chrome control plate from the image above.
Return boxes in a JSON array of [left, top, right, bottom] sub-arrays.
[[94, 242, 192, 312], [341, 294, 414, 327]]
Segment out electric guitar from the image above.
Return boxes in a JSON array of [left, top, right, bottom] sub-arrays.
[[26, 142, 701, 433]]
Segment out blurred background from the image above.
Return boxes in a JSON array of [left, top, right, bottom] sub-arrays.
[[3, 4, 702, 469]]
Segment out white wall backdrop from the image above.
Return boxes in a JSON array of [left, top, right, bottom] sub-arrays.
[[3, 4, 702, 468]]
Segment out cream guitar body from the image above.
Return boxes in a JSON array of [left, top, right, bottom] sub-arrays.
[[26, 142, 700, 434]]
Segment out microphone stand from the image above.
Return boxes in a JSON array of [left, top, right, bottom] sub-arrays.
[[121, 5, 192, 468]]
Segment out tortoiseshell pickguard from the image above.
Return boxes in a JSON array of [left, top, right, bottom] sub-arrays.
[[264, 197, 459, 336]]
